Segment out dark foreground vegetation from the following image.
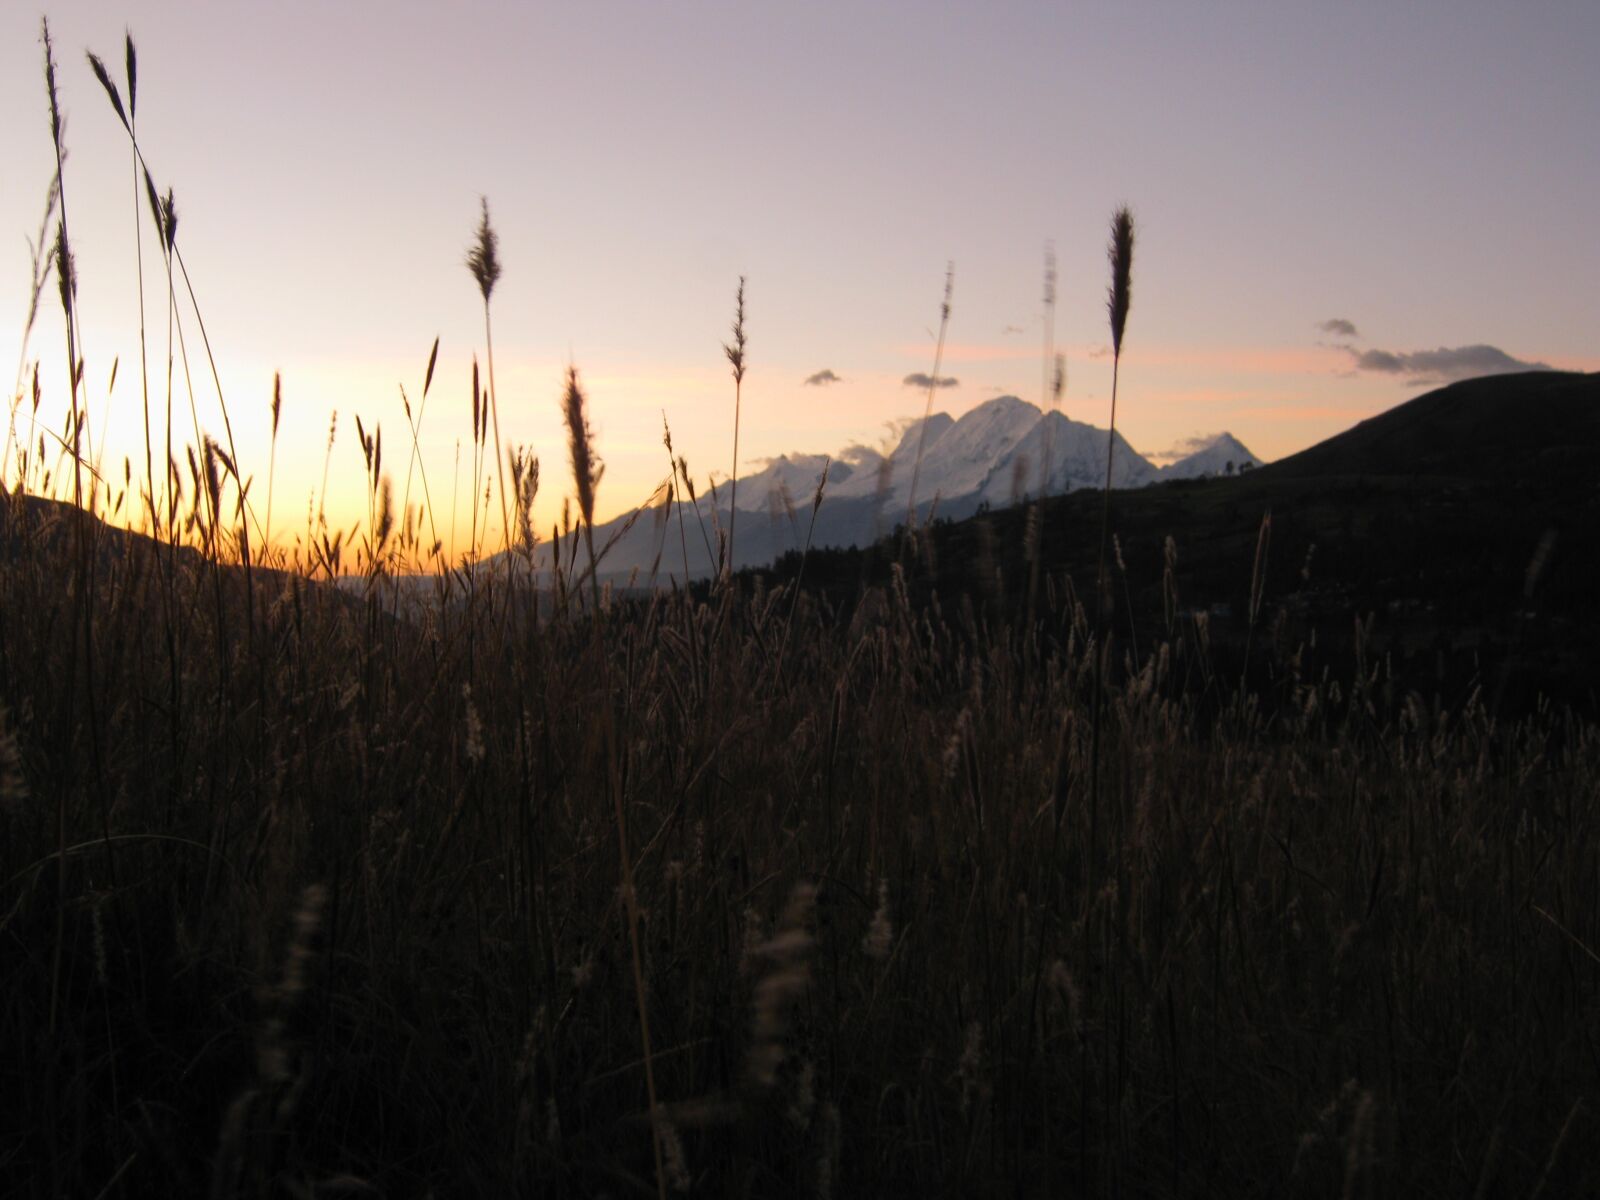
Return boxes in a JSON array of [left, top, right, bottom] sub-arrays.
[[4, 467, 1599, 1197], [5, 24, 1598, 1195]]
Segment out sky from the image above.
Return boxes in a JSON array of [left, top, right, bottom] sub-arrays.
[[4, 1, 1597, 558]]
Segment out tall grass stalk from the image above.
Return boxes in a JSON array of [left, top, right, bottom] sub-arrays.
[[399, 337, 442, 565], [12, 48, 1600, 1196], [1089, 205, 1133, 966], [467, 199, 510, 555], [5, 174, 60, 493], [1095, 207, 1134, 623], [722, 277, 747, 579], [662, 412, 693, 584], [41, 14, 79, 1045], [264, 373, 281, 560], [564, 365, 666, 1197]]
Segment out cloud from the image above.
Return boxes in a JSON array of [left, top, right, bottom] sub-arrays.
[[803, 368, 842, 386], [838, 441, 885, 466], [1351, 343, 1553, 385], [1159, 434, 1225, 460], [1317, 318, 1359, 340], [902, 372, 959, 389]]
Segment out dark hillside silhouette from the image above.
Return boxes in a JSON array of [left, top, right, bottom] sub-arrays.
[[1262, 370, 1598, 485]]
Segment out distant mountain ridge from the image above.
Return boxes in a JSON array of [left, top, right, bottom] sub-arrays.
[[539, 395, 1261, 581]]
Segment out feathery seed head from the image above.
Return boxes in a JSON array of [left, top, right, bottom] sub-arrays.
[[87, 51, 129, 133], [466, 196, 502, 303], [423, 335, 439, 398], [271, 372, 282, 437], [563, 365, 601, 528], [376, 476, 394, 546], [470, 357, 481, 444], [511, 447, 540, 556], [745, 883, 817, 1090], [41, 20, 63, 148], [53, 222, 76, 320], [202, 436, 223, 515], [141, 169, 162, 245], [160, 188, 178, 250], [723, 276, 748, 384], [124, 31, 137, 119], [1107, 206, 1135, 357]]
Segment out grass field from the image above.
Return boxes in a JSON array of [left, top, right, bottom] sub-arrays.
[[3, 23, 1598, 1198]]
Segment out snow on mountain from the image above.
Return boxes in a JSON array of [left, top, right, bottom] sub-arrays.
[[832, 396, 1043, 510], [979, 409, 1160, 506], [831, 412, 955, 500], [908, 394, 1044, 505], [521, 398, 1268, 581], [1159, 432, 1260, 479], [731, 452, 852, 512]]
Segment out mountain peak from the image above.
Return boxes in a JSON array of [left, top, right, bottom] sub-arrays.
[[1161, 432, 1262, 479]]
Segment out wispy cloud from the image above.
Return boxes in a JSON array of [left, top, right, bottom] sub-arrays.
[[803, 368, 842, 386], [902, 372, 959, 389], [1144, 433, 1223, 466], [1351, 343, 1552, 385], [1157, 433, 1229, 460], [1317, 317, 1359, 340]]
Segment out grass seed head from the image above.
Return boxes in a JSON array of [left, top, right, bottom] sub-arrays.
[[466, 196, 502, 304], [723, 276, 748, 384], [53, 223, 76, 321], [124, 31, 137, 119], [563, 366, 601, 528], [87, 51, 129, 133], [1107, 205, 1135, 357], [161, 188, 178, 250]]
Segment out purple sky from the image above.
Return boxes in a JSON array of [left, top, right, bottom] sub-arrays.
[[4, 1, 1596, 547]]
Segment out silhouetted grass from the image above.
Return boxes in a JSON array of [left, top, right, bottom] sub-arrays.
[[2, 30, 1598, 1200]]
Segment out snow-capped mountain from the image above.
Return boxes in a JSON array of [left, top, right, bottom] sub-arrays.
[[730, 452, 861, 513], [1159, 433, 1259, 479], [978, 409, 1160, 507], [527, 396, 1262, 581], [830, 413, 956, 503]]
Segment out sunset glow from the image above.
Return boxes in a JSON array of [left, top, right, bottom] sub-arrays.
[[5, 1, 1596, 559]]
